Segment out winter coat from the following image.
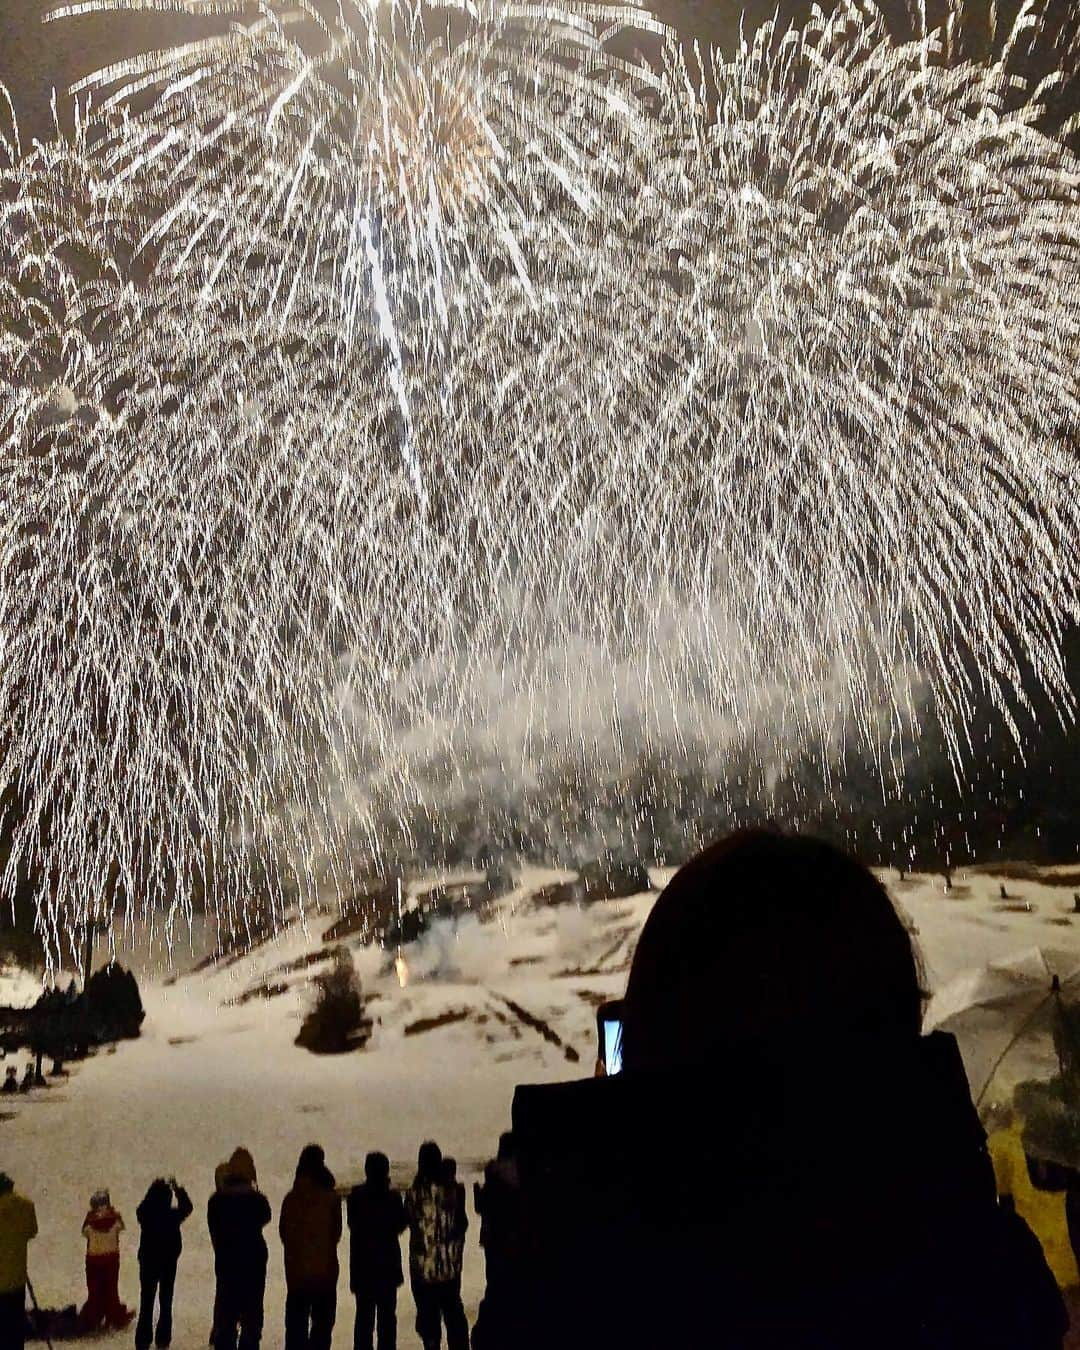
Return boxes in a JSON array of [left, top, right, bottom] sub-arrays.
[[207, 1182, 272, 1284], [990, 1120, 1080, 1290], [404, 1180, 461, 1285], [474, 1031, 1068, 1350], [346, 1183, 407, 1294], [0, 1190, 37, 1293], [82, 1206, 124, 1258], [447, 1182, 468, 1273], [475, 1159, 520, 1253], [279, 1175, 342, 1292], [136, 1186, 193, 1270]]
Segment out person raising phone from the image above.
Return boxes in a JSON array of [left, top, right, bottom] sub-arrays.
[[473, 831, 1066, 1350]]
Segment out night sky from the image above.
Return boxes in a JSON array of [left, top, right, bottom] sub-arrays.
[[0, 0, 1021, 138]]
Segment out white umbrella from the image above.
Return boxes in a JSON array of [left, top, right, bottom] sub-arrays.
[[925, 947, 1080, 1107]]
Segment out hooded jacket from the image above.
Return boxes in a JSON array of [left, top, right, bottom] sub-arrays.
[[404, 1179, 460, 1285], [347, 1182, 407, 1293], [0, 1189, 37, 1293], [279, 1173, 342, 1291], [207, 1176, 272, 1282], [82, 1206, 124, 1259], [473, 1031, 1066, 1350]]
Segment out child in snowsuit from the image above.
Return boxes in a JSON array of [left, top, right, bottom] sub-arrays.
[[78, 1189, 133, 1332], [347, 1151, 407, 1350], [135, 1178, 193, 1350]]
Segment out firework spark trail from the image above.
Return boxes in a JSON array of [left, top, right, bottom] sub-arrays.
[[0, 0, 1078, 960]]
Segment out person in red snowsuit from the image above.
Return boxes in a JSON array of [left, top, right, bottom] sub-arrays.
[[78, 1189, 133, 1332]]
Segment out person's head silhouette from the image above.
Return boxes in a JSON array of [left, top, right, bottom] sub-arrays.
[[621, 830, 924, 1074], [365, 1151, 391, 1187], [417, 1140, 443, 1183], [295, 1144, 328, 1184]]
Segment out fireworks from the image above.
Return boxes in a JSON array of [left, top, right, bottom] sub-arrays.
[[1, 0, 1078, 959]]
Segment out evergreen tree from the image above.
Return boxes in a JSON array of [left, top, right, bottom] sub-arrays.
[[296, 950, 372, 1054]]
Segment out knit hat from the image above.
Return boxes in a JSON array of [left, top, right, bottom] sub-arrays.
[[226, 1148, 256, 1185], [90, 1189, 110, 1209]]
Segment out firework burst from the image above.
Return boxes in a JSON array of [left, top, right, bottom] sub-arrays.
[[0, 0, 1077, 957]]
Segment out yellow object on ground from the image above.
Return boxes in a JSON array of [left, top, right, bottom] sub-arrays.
[[989, 1121, 1080, 1290], [0, 1188, 38, 1293]]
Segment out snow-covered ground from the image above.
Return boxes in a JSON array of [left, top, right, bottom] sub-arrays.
[[3, 861, 1079, 1347]]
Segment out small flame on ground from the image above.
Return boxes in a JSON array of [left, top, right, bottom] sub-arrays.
[[395, 952, 409, 988]]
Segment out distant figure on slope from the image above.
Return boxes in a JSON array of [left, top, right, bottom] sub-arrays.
[[279, 1144, 341, 1350], [18, 1063, 33, 1093], [135, 1177, 194, 1350], [404, 1142, 468, 1350], [346, 1151, 407, 1350], [2, 1065, 17, 1094], [0, 1172, 37, 1350], [207, 1148, 271, 1350], [77, 1188, 133, 1333]]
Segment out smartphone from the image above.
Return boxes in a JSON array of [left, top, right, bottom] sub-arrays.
[[596, 1000, 624, 1075]]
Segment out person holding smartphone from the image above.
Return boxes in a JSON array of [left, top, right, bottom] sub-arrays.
[[474, 831, 1066, 1350], [135, 1176, 193, 1350]]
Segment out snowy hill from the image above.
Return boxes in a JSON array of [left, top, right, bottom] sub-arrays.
[[2, 860, 1080, 1348]]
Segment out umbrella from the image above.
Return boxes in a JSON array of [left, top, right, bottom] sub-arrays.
[[925, 947, 1080, 1110]]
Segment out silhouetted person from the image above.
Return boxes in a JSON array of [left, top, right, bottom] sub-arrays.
[[207, 1148, 271, 1350], [441, 1159, 467, 1282], [209, 1161, 228, 1346], [135, 1177, 193, 1350], [988, 1104, 1079, 1292], [473, 1133, 520, 1288], [471, 1134, 521, 1349], [475, 831, 1067, 1350], [1, 1065, 16, 1094], [18, 1063, 33, 1093], [279, 1144, 341, 1350], [77, 1188, 132, 1333], [347, 1151, 407, 1350], [404, 1142, 468, 1350], [0, 1172, 37, 1350]]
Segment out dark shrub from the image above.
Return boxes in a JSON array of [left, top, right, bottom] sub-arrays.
[[296, 950, 372, 1055]]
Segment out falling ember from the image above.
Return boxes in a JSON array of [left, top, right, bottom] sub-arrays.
[[395, 953, 409, 989]]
